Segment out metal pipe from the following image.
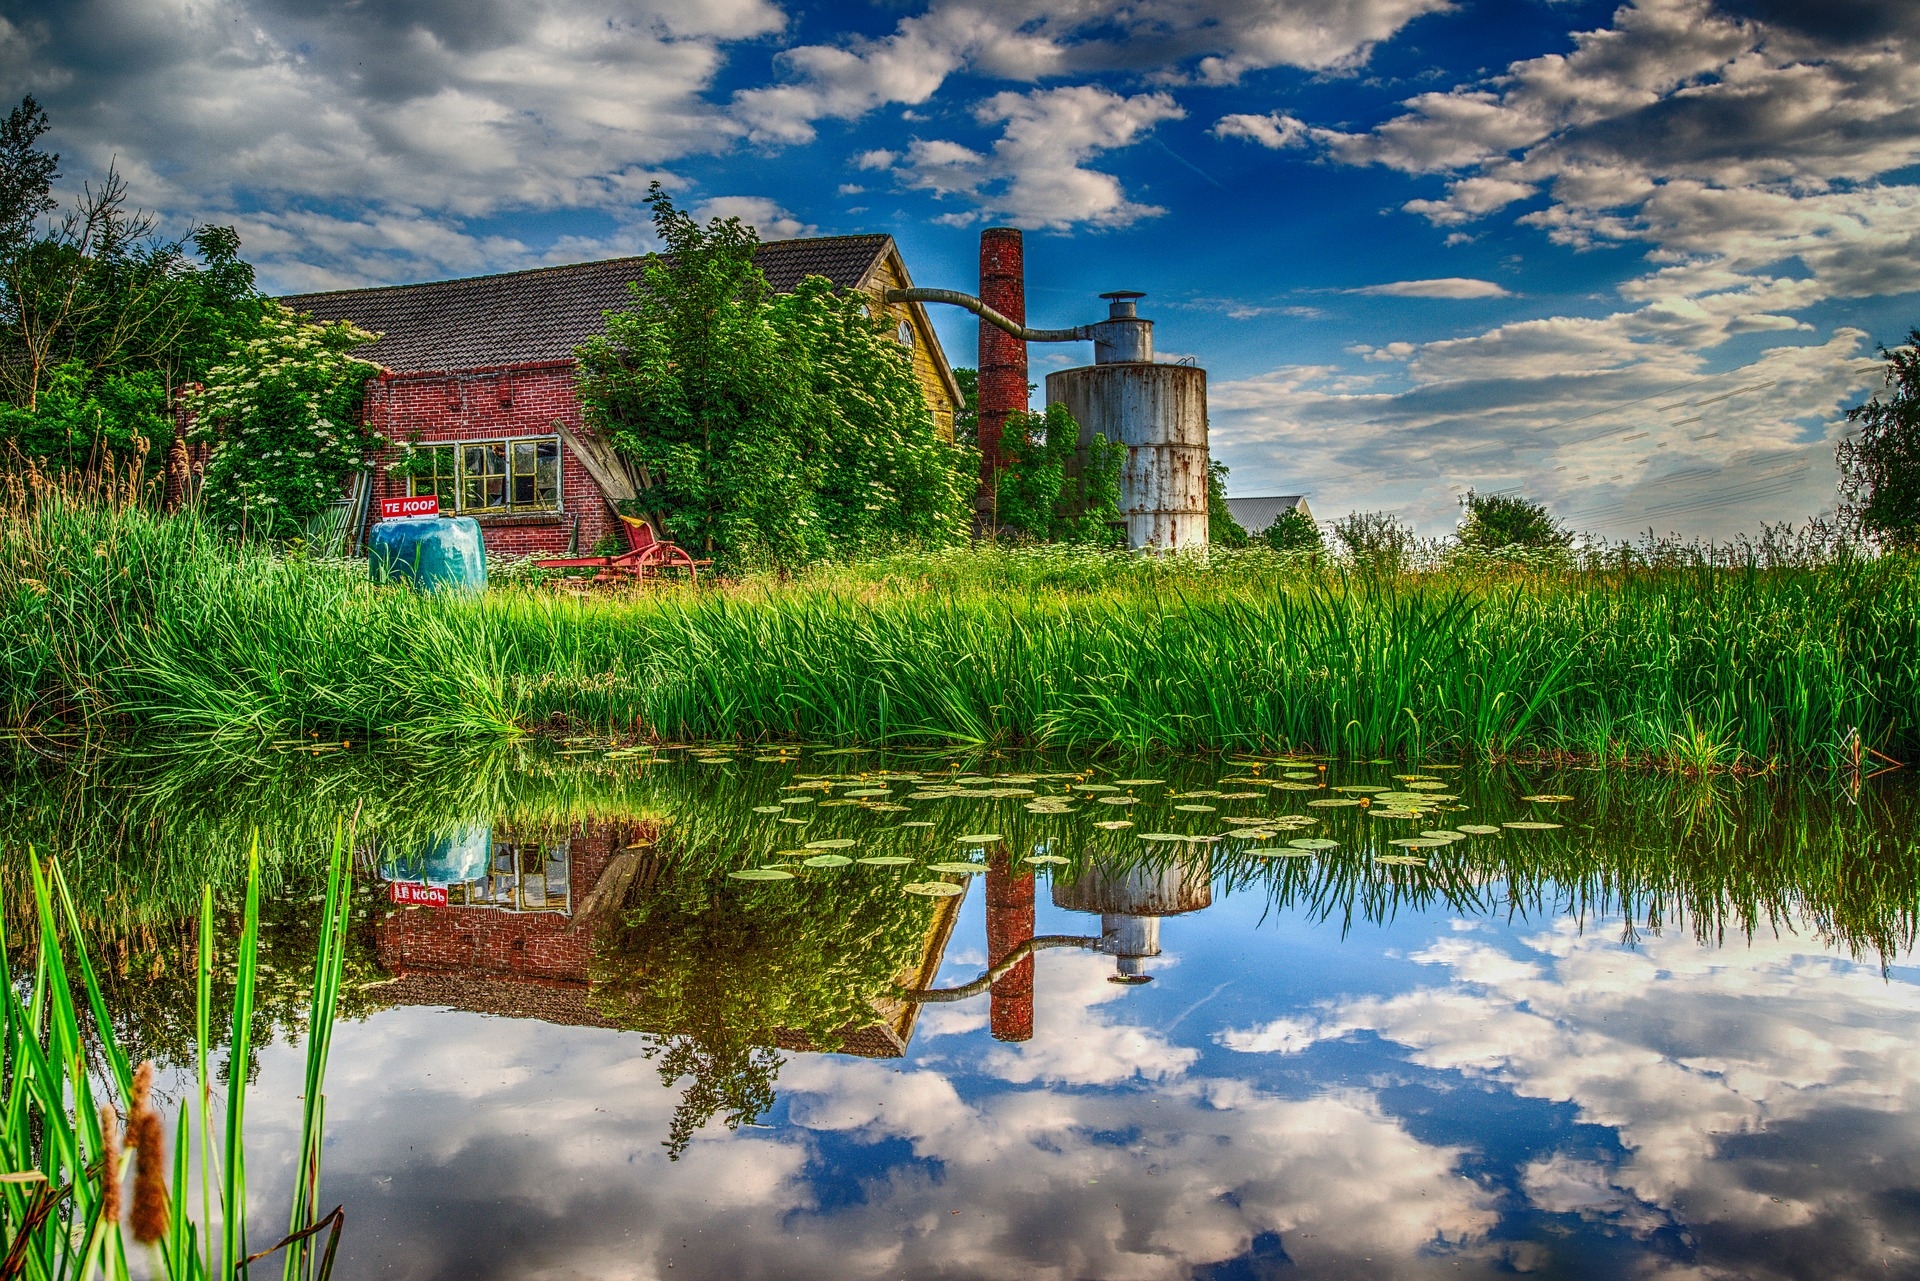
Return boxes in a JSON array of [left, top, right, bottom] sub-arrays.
[[884, 287, 1092, 344]]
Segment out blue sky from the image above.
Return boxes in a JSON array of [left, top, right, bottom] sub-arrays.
[[8, 0, 1919, 536]]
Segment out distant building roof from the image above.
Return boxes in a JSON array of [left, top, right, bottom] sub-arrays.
[[1226, 495, 1312, 534], [281, 235, 897, 374]]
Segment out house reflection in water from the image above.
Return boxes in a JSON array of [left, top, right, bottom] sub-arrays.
[[371, 820, 966, 1057]]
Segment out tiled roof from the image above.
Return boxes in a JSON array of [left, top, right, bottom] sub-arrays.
[[281, 235, 895, 374], [1225, 495, 1311, 534]]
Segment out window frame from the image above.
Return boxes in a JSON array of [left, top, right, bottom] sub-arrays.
[[407, 433, 563, 516]]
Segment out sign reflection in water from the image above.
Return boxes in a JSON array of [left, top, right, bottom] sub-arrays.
[[6, 746, 1920, 1279]]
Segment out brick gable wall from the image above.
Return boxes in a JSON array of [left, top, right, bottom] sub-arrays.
[[361, 361, 615, 559]]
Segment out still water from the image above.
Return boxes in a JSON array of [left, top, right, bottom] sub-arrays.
[[7, 744, 1920, 1279]]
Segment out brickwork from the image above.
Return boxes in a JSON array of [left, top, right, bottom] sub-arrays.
[[360, 361, 614, 559], [986, 850, 1036, 1043], [372, 821, 628, 987], [977, 228, 1028, 496]]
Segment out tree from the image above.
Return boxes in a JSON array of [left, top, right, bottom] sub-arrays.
[[0, 97, 269, 467], [576, 185, 972, 571], [1332, 510, 1417, 570], [1262, 504, 1323, 555], [186, 305, 382, 539], [1455, 489, 1572, 555], [1838, 331, 1920, 551], [993, 402, 1124, 544], [0, 96, 57, 259], [1207, 459, 1250, 548]]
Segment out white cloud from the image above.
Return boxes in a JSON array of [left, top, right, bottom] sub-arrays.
[[689, 195, 815, 240], [2, 0, 783, 290], [728, 0, 1453, 147], [892, 85, 1185, 230], [1211, 111, 1312, 149], [1349, 277, 1513, 298]]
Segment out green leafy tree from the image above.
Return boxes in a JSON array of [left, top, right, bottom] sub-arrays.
[[993, 402, 1124, 544], [953, 365, 979, 448], [1262, 504, 1323, 555], [1456, 489, 1573, 555], [1838, 331, 1920, 551], [576, 185, 972, 572], [1207, 458, 1249, 548], [1332, 509, 1417, 570], [0, 97, 268, 466], [186, 304, 382, 539]]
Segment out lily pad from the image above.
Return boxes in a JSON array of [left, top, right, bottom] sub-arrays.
[[1283, 771, 1319, 780], [926, 861, 986, 874], [1307, 798, 1361, 808], [857, 856, 914, 866], [1331, 785, 1388, 794], [1024, 854, 1070, 865], [779, 796, 815, 806], [904, 881, 965, 897], [843, 788, 893, 798], [1374, 854, 1429, 867], [778, 817, 809, 825], [1073, 783, 1121, 793], [1174, 804, 1218, 812], [1421, 830, 1468, 841], [1503, 820, 1564, 831], [1288, 838, 1339, 851], [1245, 848, 1314, 858], [804, 838, 857, 849], [899, 820, 936, 828], [1098, 796, 1138, 806], [1390, 836, 1451, 848], [803, 854, 853, 868], [1113, 778, 1164, 786], [1457, 824, 1502, 835], [1273, 782, 1324, 791], [957, 833, 1003, 844], [1139, 833, 1189, 843], [1217, 792, 1266, 800], [1093, 819, 1135, 830], [1226, 828, 1277, 839], [752, 805, 784, 814], [728, 868, 795, 881], [1524, 794, 1576, 803]]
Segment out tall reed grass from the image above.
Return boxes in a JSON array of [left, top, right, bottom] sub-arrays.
[[4, 473, 1917, 765], [0, 832, 351, 1280]]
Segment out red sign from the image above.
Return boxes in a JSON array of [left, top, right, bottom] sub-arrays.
[[379, 496, 440, 519], [388, 882, 448, 907]]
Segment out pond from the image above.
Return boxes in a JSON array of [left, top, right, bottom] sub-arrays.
[[6, 743, 1919, 1280]]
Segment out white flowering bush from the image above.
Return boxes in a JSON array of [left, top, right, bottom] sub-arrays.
[[187, 304, 382, 539]]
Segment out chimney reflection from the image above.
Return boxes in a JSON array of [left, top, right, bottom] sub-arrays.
[[986, 848, 1035, 1041]]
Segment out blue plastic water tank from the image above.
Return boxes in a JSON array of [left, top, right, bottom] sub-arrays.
[[368, 516, 487, 593]]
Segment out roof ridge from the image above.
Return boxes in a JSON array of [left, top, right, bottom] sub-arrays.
[[282, 233, 895, 303]]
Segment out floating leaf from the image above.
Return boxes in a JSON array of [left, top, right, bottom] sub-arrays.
[[805, 838, 857, 849], [1093, 819, 1135, 830], [1217, 792, 1265, 800], [1503, 820, 1564, 831], [1288, 837, 1339, 851], [728, 868, 795, 881], [904, 882, 965, 897], [1174, 804, 1217, 813], [1331, 785, 1387, 794], [779, 797, 815, 806], [1524, 794, 1576, 804], [778, 818, 809, 825], [957, 833, 1003, 844], [1393, 774, 1439, 782], [1246, 848, 1313, 858], [1273, 782, 1323, 791], [1024, 854, 1070, 865], [1282, 771, 1319, 780], [899, 820, 935, 828], [866, 803, 910, 812], [803, 854, 852, 868], [1374, 854, 1429, 867], [752, 805, 784, 815], [1098, 796, 1139, 806], [1421, 830, 1468, 841], [755, 754, 796, 763], [1113, 778, 1163, 786], [1389, 837, 1451, 848], [843, 788, 893, 798], [1457, 824, 1502, 835], [1139, 833, 1189, 843], [926, 861, 986, 874], [1307, 798, 1361, 808], [1074, 783, 1121, 793], [1226, 828, 1277, 839], [857, 856, 913, 866]]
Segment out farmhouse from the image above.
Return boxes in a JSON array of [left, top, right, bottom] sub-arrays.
[[284, 236, 964, 558]]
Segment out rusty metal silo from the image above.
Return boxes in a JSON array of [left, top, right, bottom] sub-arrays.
[[1045, 293, 1210, 553]]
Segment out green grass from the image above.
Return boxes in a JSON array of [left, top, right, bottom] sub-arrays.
[[5, 479, 1918, 765], [0, 834, 351, 1280]]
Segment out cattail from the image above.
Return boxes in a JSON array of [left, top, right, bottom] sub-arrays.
[[127, 1061, 170, 1244], [97, 1104, 122, 1229]]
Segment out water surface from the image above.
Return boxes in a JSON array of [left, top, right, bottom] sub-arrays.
[[7, 744, 1919, 1280]]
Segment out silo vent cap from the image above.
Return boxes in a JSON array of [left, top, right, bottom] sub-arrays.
[[1100, 290, 1146, 318]]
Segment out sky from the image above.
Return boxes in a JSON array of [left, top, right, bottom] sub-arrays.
[[7, 0, 1919, 538]]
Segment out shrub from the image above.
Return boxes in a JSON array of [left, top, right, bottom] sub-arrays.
[[1456, 489, 1573, 555], [1838, 330, 1920, 551], [1262, 505, 1323, 555], [994, 402, 1124, 544], [1331, 510, 1417, 570]]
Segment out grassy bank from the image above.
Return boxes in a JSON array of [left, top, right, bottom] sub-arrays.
[[5, 481, 1918, 764]]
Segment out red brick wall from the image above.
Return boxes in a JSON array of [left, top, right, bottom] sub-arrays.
[[372, 821, 626, 987], [360, 361, 615, 559]]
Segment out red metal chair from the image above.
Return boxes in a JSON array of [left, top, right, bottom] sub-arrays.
[[533, 515, 708, 585]]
